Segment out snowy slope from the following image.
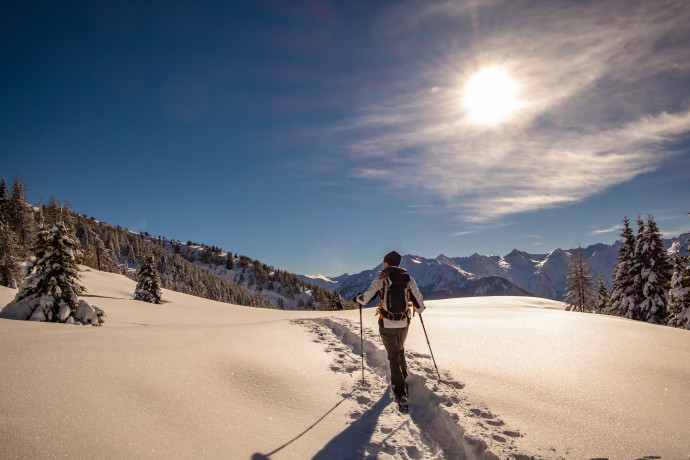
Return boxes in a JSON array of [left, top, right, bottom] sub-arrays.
[[1, 268, 688, 459]]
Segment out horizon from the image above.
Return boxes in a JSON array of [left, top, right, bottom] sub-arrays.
[[3, 0, 689, 277]]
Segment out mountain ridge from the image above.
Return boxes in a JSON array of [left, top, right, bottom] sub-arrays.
[[303, 234, 689, 302]]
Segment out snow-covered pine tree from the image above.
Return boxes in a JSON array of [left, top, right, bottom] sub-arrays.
[[564, 245, 595, 312], [594, 275, 610, 314], [624, 216, 649, 320], [329, 291, 344, 310], [610, 217, 643, 319], [8, 177, 36, 254], [133, 251, 163, 304], [0, 221, 105, 325], [667, 251, 689, 329], [637, 215, 672, 324], [0, 178, 10, 224], [0, 222, 23, 288]]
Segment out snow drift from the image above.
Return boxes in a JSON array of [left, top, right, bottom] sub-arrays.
[[0, 267, 688, 459]]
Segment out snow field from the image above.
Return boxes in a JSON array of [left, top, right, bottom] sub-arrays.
[[298, 317, 537, 459], [1, 268, 689, 459]]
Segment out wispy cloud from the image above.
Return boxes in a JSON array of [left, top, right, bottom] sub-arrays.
[[590, 225, 622, 235], [662, 227, 690, 238], [451, 230, 476, 237], [334, 0, 690, 222]]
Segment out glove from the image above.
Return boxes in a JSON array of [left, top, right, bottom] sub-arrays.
[[352, 293, 362, 303]]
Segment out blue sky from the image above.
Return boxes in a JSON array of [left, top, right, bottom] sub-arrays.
[[2, 0, 689, 276]]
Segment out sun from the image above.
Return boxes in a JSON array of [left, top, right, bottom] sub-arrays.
[[462, 67, 519, 124]]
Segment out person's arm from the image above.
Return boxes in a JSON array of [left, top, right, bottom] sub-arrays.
[[355, 276, 383, 305], [409, 277, 426, 314]]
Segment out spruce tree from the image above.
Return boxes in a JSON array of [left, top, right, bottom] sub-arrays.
[[564, 245, 595, 312], [133, 251, 163, 304], [0, 222, 104, 325], [609, 217, 637, 316], [637, 215, 672, 324], [0, 178, 9, 224], [42, 196, 63, 229], [667, 252, 689, 329], [594, 275, 610, 314], [8, 177, 36, 254], [77, 223, 119, 273], [625, 216, 648, 320], [329, 291, 344, 310], [0, 222, 23, 288]]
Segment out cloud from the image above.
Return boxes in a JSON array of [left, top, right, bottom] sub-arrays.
[[590, 225, 622, 235], [336, 0, 690, 222], [451, 230, 476, 237]]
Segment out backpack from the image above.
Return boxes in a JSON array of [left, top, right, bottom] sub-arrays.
[[377, 267, 412, 320]]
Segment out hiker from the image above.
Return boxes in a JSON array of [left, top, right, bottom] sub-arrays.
[[354, 251, 426, 412]]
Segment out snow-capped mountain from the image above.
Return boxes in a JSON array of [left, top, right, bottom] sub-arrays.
[[324, 233, 690, 302], [337, 254, 531, 302]]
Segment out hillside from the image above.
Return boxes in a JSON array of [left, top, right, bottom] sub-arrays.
[[1, 268, 688, 459], [71, 212, 348, 311]]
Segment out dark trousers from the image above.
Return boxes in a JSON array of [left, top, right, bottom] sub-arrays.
[[379, 325, 409, 398]]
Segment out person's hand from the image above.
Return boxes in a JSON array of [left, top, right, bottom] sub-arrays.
[[352, 293, 362, 303]]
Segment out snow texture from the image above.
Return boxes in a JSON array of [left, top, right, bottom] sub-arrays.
[[0, 268, 688, 459]]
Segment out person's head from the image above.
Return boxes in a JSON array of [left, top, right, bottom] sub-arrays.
[[383, 251, 402, 268]]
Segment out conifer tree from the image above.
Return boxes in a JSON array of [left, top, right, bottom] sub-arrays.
[[329, 291, 344, 310], [0, 222, 104, 325], [594, 275, 610, 314], [667, 252, 689, 329], [610, 217, 640, 318], [624, 216, 649, 320], [0, 222, 23, 288], [8, 177, 36, 254], [133, 251, 163, 304], [637, 215, 672, 324], [76, 223, 119, 273], [564, 245, 595, 312], [0, 178, 9, 224]]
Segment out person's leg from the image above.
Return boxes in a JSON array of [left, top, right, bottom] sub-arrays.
[[380, 325, 409, 398], [397, 326, 409, 384]]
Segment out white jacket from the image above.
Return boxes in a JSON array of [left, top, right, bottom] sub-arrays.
[[356, 267, 426, 329]]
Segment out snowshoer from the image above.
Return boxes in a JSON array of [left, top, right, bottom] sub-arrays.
[[354, 251, 426, 413]]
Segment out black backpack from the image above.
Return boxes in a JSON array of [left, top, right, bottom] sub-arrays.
[[379, 267, 411, 314]]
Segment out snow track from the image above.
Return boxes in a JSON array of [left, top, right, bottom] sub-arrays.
[[295, 318, 543, 460]]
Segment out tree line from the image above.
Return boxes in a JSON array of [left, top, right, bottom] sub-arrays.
[[0, 176, 349, 311], [564, 214, 689, 329]]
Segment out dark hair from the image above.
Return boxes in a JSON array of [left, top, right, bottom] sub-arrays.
[[383, 251, 402, 266]]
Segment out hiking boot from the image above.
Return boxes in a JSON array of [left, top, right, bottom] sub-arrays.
[[396, 395, 409, 413]]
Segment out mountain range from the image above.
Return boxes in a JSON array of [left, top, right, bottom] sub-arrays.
[[302, 233, 690, 302]]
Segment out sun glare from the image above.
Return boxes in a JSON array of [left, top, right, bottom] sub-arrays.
[[462, 67, 519, 124]]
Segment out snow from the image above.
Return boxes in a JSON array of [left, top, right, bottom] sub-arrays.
[[305, 274, 337, 282], [1, 269, 688, 459]]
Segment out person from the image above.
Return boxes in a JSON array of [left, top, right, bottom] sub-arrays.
[[354, 251, 426, 412]]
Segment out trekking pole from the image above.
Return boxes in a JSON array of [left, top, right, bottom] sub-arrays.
[[418, 313, 442, 383], [359, 301, 365, 386]]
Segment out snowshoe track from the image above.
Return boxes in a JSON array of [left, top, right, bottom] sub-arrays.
[[294, 318, 546, 460]]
